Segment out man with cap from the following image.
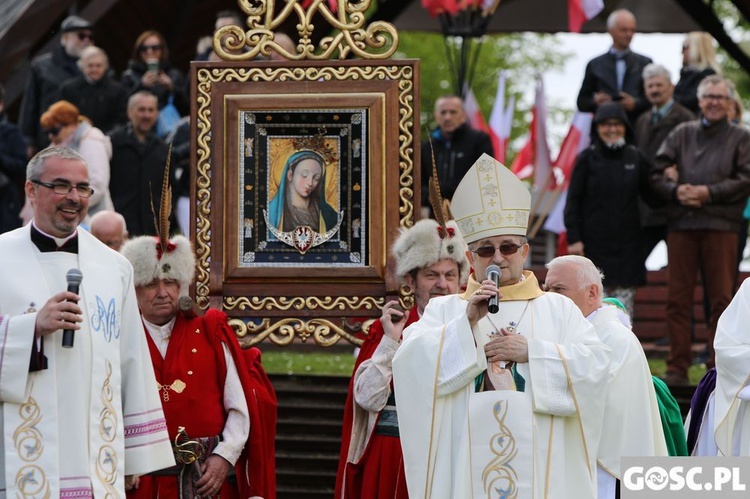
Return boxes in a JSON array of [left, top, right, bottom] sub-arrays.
[[392, 154, 611, 498], [335, 217, 470, 499], [121, 229, 276, 499], [544, 255, 669, 498], [19, 15, 95, 153], [0, 146, 174, 496]]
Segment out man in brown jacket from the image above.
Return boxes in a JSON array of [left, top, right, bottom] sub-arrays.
[[651, 75, 750, 384]]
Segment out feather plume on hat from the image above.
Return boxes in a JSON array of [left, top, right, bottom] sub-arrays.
[[121, 148, 195, 304], [391, 138, 469, 283]]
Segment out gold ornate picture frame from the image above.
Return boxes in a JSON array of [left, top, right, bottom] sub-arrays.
[[190, 59, 419, 347]]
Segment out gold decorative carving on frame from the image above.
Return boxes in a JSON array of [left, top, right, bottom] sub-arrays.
[[214, 0, 398, 61], [229, 317, 367, 347], [193, 64, 415, 307], [225, 295, 384, 311]]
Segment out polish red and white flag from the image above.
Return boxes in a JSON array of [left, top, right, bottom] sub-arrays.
[[489, 71, 515, 164], [463, 86, 492, 138], [510, 77, 552, 190], [568, 0, 604, 33], [543, 112, 593, 235]]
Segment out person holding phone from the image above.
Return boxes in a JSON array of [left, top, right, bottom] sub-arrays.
[[335, 218, 469, 499], [121, 30, 188, 116]]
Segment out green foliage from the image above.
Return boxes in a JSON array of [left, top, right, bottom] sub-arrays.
[[393, 31, 573, 157], [647, 358, 707, 386], [710, 0, 750, 116], [262, 350, 355, 375]]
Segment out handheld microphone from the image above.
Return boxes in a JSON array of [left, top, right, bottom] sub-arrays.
[[62, 268, 83, 348], [485, 264, 501, 314]]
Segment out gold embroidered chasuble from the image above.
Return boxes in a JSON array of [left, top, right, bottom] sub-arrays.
[[0, 225, 174, 497], [393, 271, 611, 498]]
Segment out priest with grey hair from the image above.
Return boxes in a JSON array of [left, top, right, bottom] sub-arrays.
[[392, 154, 612, 499], [544, 254, 668, 499]]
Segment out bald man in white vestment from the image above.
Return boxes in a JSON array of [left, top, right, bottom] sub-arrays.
[[545, 255, 668, 498]]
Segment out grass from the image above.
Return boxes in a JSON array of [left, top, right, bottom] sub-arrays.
[[261, 350, 356, 376], [260, 351, 709, 385], [648, 358, 707, 385]]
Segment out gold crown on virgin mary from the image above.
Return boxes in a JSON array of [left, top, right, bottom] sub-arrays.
[[291, 128, 336, 165], [449, 153, 531, 244]]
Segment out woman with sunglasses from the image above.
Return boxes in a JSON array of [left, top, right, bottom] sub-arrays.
[[565, 102, 661, 315], [121, 30, 187, 121], [20, 100, 113, 225]]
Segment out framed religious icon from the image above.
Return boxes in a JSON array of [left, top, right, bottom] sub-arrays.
[[239, 105, 369, 267], [189, 59, 419, 346]]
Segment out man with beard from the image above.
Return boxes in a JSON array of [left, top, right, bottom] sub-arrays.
[[0, 147, 173, 496], [19, 16, 95, 153], [335, 218, 469, 499]]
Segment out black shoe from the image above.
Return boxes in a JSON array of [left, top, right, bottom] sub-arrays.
[[655, 336, 669, 346]]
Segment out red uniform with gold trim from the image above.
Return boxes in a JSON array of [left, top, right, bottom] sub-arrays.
[[335, 306, 418, 499], [129, 309, 277, 499]]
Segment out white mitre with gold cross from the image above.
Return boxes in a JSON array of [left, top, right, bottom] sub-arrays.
[[450, 153, 530, 244]]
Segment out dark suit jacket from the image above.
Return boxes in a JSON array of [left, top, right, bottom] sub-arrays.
[[634, 101, 696, 227], [108, 124, 172, 236], [577, 50, 653, 124]]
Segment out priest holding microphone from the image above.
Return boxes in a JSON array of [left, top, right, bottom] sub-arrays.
[[0, 147, 174, 497], [392, 153, 612, 499]]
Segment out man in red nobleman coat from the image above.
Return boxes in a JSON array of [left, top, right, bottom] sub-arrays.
[[121, 231, 276, 499], [335, 217, 470, 498]]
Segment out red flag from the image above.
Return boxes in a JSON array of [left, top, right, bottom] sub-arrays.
[[463, 86, 493, 138], [554, 112, 593, 189], [568, 0, 604, 32], [489, 71, 515, 164], [542, 112, 593, 235], [510, 77, 551, 189]]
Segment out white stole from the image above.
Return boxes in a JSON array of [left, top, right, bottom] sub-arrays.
[[0, 226, 151, 497]]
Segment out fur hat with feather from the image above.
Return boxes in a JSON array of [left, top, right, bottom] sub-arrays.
[[120, 147, 196, 302], [392, 219, 470, 283]]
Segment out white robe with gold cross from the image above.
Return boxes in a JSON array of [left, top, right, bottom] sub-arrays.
[[393, 272, 611, 499], [0, 224, 174, 497]]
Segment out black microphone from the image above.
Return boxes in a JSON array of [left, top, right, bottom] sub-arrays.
[[62, 268, 83, 348], [485, 264, 501, 314]]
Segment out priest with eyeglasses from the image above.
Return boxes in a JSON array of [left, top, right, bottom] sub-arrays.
[[393, 153, 612, 499], [0, 147, 174, 497]]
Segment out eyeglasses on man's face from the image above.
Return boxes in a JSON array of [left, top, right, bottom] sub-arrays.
[[43, 125, 62, 136], [471, 243, 524, 258], [76, 31, 94, 42], [32, 180, 95, 198], [700, 94, 730, 102]]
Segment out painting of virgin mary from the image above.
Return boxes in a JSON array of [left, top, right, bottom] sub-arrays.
[[267, 150, 338, 238]]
